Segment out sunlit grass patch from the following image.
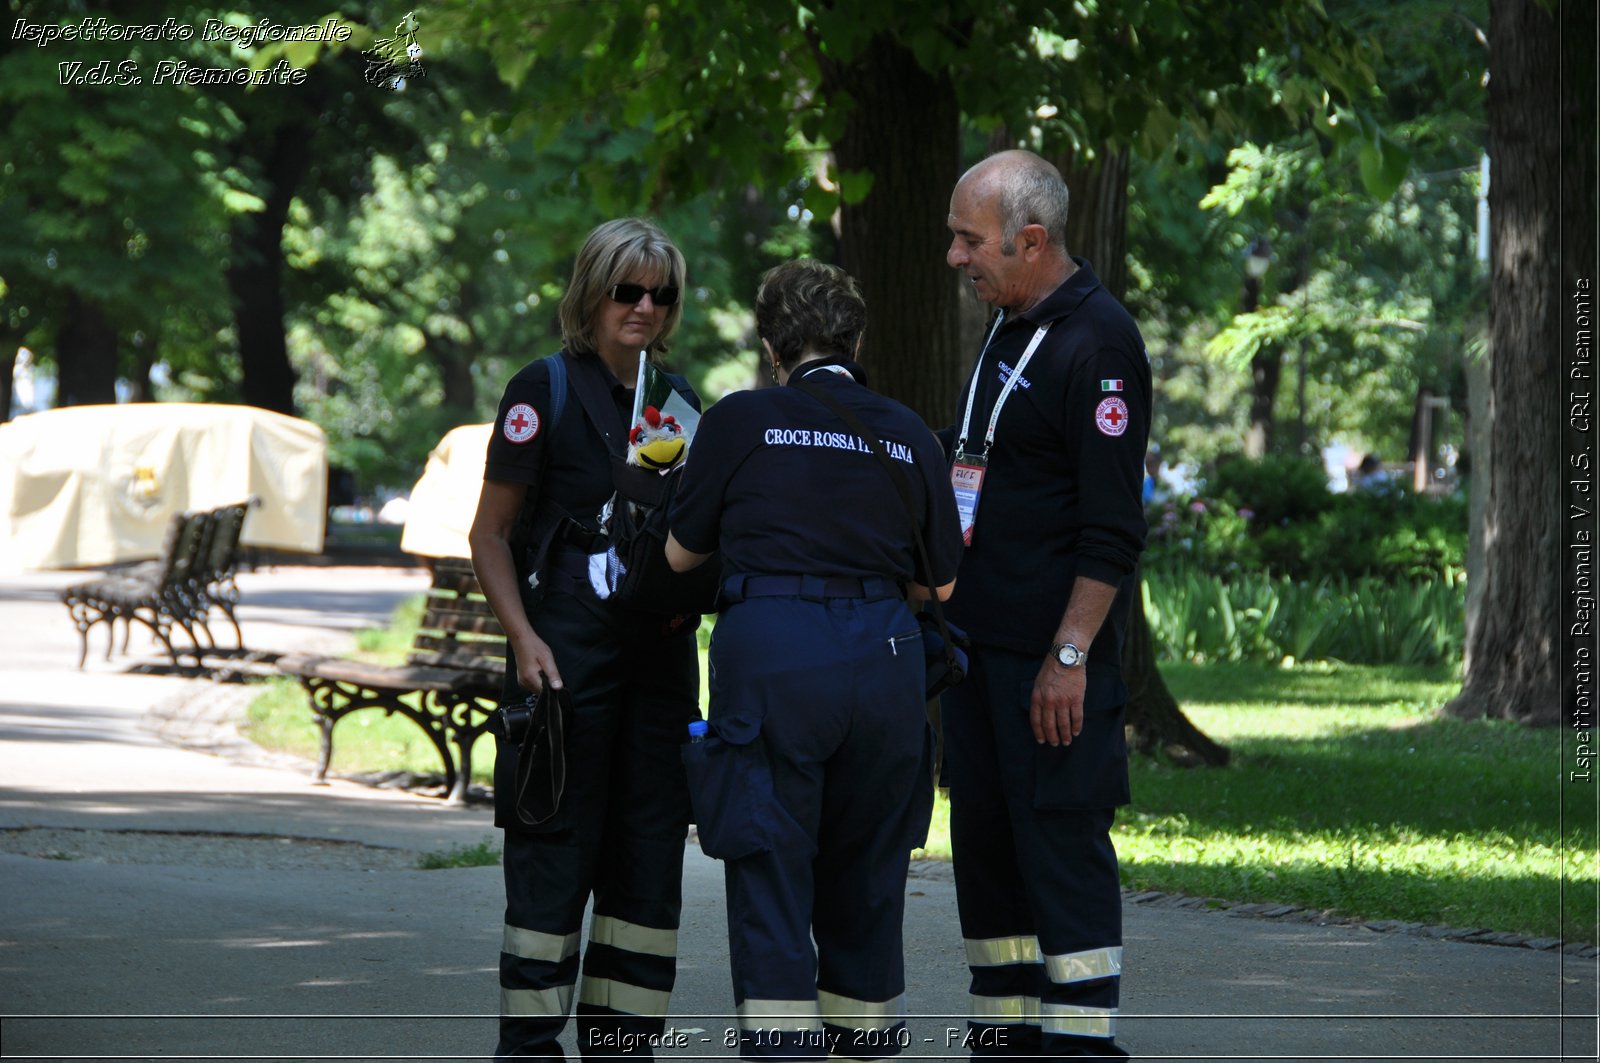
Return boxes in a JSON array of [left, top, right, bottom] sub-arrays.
[[916, 661, 1588, 940]]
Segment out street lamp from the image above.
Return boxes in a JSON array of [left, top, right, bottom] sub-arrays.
[[1244, 237, 1274, 281], [1242, 237, 1274, 457]]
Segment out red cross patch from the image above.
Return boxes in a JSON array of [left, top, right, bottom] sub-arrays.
[[503, 402, 540, 444], [1095, 397, 1129, 437]]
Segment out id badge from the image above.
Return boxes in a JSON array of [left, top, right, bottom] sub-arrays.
[[950, 453, 987, 546]]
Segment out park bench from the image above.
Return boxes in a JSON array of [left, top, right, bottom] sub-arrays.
[[60, 499, 255, 670], [275, 557, 506, 805]]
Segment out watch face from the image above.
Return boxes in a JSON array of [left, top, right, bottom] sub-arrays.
[[1056, 643, 1081, 667]]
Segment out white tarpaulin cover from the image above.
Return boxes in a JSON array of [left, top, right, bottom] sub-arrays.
[[399, 423, 490, 560], [0, 403, 327, 572]]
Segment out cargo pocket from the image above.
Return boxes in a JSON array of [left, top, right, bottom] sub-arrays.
[[682, 714, 778, 861], [1031, 674, 1132, 810]]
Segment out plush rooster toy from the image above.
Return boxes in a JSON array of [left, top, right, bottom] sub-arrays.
[[627, 405, 686, 471]]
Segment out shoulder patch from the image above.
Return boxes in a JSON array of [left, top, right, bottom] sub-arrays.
[[503, 402, 541, 444], [1094, 397, 1129, 437]]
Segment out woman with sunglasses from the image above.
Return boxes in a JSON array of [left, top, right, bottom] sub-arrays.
[[470, 217, 702, 1062]]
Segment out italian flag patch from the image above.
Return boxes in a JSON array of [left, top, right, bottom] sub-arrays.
[[1101, 379, 1123, 392]]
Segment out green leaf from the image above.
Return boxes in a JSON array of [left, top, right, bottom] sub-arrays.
[[221, 188, 267, 213], [836, 168, 875, 205], [1357, 133, 1411, 201], [802, 181, 838, 219]]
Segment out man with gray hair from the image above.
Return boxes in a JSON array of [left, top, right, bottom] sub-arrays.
[[938, 149, 1150, 1059]]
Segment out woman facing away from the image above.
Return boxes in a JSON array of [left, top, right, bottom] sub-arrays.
[[666, 259, 963, 1061]]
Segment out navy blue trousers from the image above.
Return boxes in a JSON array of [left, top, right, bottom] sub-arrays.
[[941, 645, 1130, 1060], [695, 595, 933, 1062], [495, 592, 699, 1061]]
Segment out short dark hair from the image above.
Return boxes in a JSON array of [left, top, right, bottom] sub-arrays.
[[755, 260, 866, 368]]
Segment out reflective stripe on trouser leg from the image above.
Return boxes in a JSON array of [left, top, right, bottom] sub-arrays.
[[498, 918, 581, 1061], [817, 990, 908, 1061], [736, 998, 827, 1061], [955, 935, 1044, 1056], [581, 913, 678, 1016], [1040, 944, 1123, 1056], [501, 917, 580, 1020]]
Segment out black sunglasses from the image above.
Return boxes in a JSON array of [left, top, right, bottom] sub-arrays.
[[608, 282, 680, 307]]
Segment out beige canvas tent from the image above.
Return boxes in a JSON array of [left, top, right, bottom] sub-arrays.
[[399, 423, 491, 560], [0, 403, 327, 572]]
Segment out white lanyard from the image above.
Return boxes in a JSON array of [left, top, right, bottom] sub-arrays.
[[955, 312, 1052, 458]]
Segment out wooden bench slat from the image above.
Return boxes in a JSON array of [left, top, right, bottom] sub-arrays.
[[277, 653, 469, 692], [410, 639, 505, 661], [417, 612, 504, 636], [425, 573, 483, 596]]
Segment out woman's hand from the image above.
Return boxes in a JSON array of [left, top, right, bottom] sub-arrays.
[[513, 629, 564, 692]]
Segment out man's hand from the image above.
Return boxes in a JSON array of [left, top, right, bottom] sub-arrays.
[[513, 630, 564, 693], [1031, 658, 1085, 746]]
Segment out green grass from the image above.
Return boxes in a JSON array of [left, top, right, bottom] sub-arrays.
[[246, 601, 1592, 940], [418, 839, 502, 869], [920, 661, 1592, 942]]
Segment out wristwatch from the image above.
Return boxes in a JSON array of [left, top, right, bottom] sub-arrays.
[[1051, 641, 1086, 668]]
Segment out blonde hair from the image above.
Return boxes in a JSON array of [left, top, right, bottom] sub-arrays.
[[558, 218, 687, 357]]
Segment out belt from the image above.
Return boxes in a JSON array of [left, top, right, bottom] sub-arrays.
[[721, 573, 901, 604], [537, 544, 598, 598]]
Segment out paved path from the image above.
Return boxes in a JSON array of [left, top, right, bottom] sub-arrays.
[[0, 565, 1593, 1061]]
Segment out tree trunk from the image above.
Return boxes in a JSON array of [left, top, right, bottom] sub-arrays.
[[1056, 149, 1228, 767], [55, 293, 118, 407], [1123, 565, 1230, 766], [0, 327, 17, 422], [1240, 270, 1278, 459], [1244, 349, 1281, 459], [821, 33, 964, 422], [422, 333, 478, 423], [124, 338, 156, 403], [1060, 146, 1130, 299], [1445, 0, 1576, 724], [227, 124, 312, 416], [1463, 342, 1490, 655]]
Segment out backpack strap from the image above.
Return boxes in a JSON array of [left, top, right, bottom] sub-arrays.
[[542, 351, 568, 430], [514, 352, 584, 591], [562, 353, 629, 457]]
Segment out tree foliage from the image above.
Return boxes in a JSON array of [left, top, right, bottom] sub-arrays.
[[1129, 0, 1488, 471], [426, 0, 1383, 422]]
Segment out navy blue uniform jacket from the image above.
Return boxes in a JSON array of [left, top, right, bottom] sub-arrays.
[[944, 260, 1151, 661]]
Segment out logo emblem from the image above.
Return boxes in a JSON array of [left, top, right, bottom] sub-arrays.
[[503, 403, 540, 444], [1094, 397, 1129, 437]]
